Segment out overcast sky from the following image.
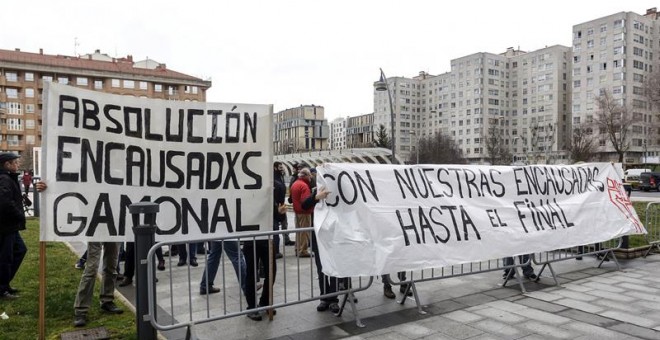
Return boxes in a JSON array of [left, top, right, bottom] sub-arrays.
[[4, 1, 659, 120]]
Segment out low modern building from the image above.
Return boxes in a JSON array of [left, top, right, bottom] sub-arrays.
[[273, 104, 329, 154]]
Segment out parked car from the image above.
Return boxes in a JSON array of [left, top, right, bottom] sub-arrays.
[[624, 168, 652, 190], [639, 172, 660, 191]]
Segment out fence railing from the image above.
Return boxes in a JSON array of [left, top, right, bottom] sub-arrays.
[[644, 202, 660, 257]]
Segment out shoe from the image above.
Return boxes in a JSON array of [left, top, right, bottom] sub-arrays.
[[75, 259, 86, 269], [100, 302, 123, 314], [200, 287, 220, 295], [400, 284, 413, 296], [73, 315, 87, 327], [502, 270, 515, 280], [298, 252, 311, 258], [197, 247, 207, 255], [284, 240, 295, 246], [118, 277, 133, 287], [246, 311, 262, 321], [525, 274, 538, 280], [157, 260, 166, 271], [190, 259, 198, 267], [258, 305, 277, 315], [575, 256, 583, 260], [177, 261, 186, 267], [275, 253, 283, 259], [596, 254, 610, 262], [383, 286, 395, 299], [329, 302, 340, 313], [1, 291, 18, 299], [316, 301, 330, 311]]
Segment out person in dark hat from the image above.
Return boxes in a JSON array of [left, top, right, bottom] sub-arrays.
[[0, 152, 27, 299]]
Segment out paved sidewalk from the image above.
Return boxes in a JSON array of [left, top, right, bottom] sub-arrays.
[[118, 249, 657, 340]]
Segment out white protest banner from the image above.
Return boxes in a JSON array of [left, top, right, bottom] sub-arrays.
[[40, 82, 272, 242], [314, 163, 645, 277]]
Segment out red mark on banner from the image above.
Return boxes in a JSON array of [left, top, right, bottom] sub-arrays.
[[607, 178, 644, 233]]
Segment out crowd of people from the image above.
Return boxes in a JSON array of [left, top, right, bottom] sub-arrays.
[[0, 153, 544, 328]]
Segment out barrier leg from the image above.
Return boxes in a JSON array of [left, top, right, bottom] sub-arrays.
[[409, 282, 426, 315], [130, 202, 159, 340], [643, 243, 659, 258], [544, 263, 560, 287], [185, 323, 198, 340], [608, 250, 621, 270]]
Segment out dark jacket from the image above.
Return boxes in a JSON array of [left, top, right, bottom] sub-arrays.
[[274, 170, 286, 222], [0, 169, 26, 234]]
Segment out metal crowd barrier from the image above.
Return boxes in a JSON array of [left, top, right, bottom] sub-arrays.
[[644, 202, 660, 257], [384, 256, 535, 314], [532, 238, 622, 287], [143, 227, 372, 338]]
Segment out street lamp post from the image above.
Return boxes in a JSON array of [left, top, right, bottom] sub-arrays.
[[644, 140, 648, 169], [374, 68, 397, 164]]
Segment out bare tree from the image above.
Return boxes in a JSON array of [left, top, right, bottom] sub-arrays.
[[373, 124, 391, 149], [484, 118, 511, 165], [413, 132, 466, 164], [594, 90, 635, 163], [644, 70, 660, 147], [568, 123, 598, 162], [21, 146, 34, 172]]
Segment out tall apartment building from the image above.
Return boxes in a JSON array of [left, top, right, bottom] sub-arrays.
[[0, 48, 211, 158], [376, 47, 571, 164], [572, 8, 660, 163], [273, 104, 329, 154], [346, 113, 374, 148], [329, 117, 347, 150], [374, 7, 660, 166]]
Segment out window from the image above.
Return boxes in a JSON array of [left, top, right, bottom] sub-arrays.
[[600, 24, 607, 32], [633, 60, 644, 70], [25, 104, 35, 113], [42, 75, 53, 82], [614, 19, 624, 29], [154, 84, 162, 92], [139, 81, 148, 90], [587, 40, 594, 48], [58, 77, 68, 85], [573, 80, 581, 88], [111, 79, 120, 88], [123, 80, 134, 89], [5, 72, 17, 82], [573, 43, 581, 52], [6, 136, 19, 146], [573, 67, 581, 76], [613, 46, 623, 55], [6, 88, 18, 98], [7, 118, 22, 131], [25, 88, 34, 98], [612, 85, 624, 94], [25, 72, 34, 81], [633, 86, 644, 95], [26, 135, 35, 145], [25, 120, 35, 129], [633, 47, 644, 56], [94, 80, 103, 89], [633, 73, 644, 82], [7, 102, 21, 114], [573, 55, 581, 63]]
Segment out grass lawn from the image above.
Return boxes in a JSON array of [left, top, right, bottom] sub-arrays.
[[1, 218, 136, 339]]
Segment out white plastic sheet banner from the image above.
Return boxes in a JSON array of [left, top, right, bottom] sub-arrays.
[[314, 162, 646, 277], [40, 82, 273, 242]]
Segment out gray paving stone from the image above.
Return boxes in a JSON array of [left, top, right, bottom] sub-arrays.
[[608, 322, 660, 340], [600, 310, 658, 328], [593, 298, 642, 313], [554, 298, 605, 314], [618, 282, 660, 294], [524, 291, 563, 302], [557, 308, 620, 328], [392, 323, 436, 339], [583, 289, 637, 302], [515, 297, 568, 313], [442, 309, 484, 323], [470, 318, 531, 338], [626, 290, 660, 302], [553, 288, 599, 301], [453, 293, 498, 307], [472, 306, 527, 324], [518, 320, 579, 339], [561, 283, 593, 293], [581, 281, 626, 293], [420, 315, 484, 339], [507, 307, 571, 325], [561, 320, 630, 339]]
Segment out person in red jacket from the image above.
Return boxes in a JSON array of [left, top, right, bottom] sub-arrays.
[[290, 167, 313, 257]]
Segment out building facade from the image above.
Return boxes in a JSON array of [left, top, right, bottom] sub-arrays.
[[273, 105, 329, 154], [346, 113, 374, 149], [0, 48, 211, 159], [329, 117, 347, 150]]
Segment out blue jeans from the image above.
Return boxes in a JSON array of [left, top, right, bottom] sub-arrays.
[[0, 231, 27, 293], [200, 240, 246, 292]]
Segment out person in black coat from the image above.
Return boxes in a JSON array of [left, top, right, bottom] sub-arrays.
[[0, 152, 27, 299]]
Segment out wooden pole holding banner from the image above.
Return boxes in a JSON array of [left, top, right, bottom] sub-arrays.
[[38, 241, 46, 340]]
